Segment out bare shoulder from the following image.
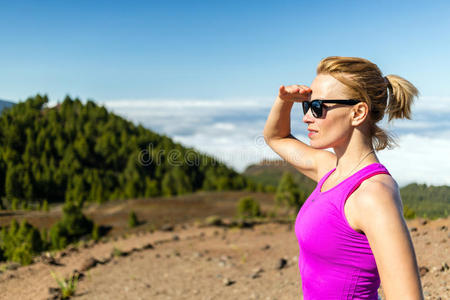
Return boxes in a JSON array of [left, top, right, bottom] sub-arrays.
[[350, 174, 405, 231]]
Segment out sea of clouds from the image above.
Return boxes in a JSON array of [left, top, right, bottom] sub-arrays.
[[101, 96, 450, 188]]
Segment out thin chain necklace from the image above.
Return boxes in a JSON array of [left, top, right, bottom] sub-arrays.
[[312, 149, 376, 199], [334, 149, 375, 182]]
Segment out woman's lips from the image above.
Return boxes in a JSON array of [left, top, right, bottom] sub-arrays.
[[308, 130, 318, 138]]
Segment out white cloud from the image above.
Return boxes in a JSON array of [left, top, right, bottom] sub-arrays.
[[413, 96, 450, 113]]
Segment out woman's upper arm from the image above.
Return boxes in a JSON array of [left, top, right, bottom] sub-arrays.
[[355, 182, 424, 300], [264, 134, 336, 182]]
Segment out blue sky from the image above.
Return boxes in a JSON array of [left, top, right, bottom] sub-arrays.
[[1, 1, 449, 186]]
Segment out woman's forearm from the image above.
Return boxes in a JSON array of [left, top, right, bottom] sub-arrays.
[[263, 96, 294, 142]]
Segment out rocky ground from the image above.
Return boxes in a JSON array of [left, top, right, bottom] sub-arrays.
[[0, 217, 448, 300]]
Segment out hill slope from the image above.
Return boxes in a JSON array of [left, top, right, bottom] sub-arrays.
[[0, 94, 256, 208], [243, 159, 316, 195]]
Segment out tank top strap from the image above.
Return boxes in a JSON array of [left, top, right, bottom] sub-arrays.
[[340, 163, 392, 207], [318, 167, 337, 187]]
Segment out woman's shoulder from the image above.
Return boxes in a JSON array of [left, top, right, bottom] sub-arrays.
[[364, 172, 398, 191], [351, 174, 403, 232], [351, 173, 403, 224]]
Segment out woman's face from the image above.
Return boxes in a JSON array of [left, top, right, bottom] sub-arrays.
[[303, 74, 355, 149]]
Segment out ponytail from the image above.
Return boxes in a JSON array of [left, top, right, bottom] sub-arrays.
[[385, 74, 419, 122]]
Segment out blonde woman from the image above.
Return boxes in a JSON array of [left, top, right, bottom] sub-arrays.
[[263, 56, 423, 299]]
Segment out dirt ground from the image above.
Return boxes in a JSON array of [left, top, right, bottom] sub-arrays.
[[0, 215, 448, 300]]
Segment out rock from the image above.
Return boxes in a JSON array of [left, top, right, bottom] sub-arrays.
[[250, 267, 264, 279], [161, 224, 174, 232], [172, 235, 180, 241], [72, 269, 85, 280], [220, 255, 231, 261], [440, 262, 449, 272], [41, 253, 62, 266], [440, 225, 448, 232], [6, 262, 21, 271], [421, 220, 428, 225], [223, 278, 235, 286], [142, 243, 154, 250], [419, 266, 429, 277], [261, 244, 270, 250], [80, 257, 98, 272], [276, 258, 288, 270], [409, 227, 418, 232], [48, 287, 61, 296], [67, 246, 78, 253]]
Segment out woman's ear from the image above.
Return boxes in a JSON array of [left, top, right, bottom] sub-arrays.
[[351, 102, 369, 126]]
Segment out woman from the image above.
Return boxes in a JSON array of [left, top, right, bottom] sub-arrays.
[[263, 56, 423, 299]]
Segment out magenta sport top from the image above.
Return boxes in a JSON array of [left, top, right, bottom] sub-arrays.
[[295, 163, 391, 300]]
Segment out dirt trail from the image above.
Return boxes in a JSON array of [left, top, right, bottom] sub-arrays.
[[0, 218, 448, 300]]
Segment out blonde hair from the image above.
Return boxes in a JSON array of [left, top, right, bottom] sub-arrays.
[[316, 56, 419, 151]]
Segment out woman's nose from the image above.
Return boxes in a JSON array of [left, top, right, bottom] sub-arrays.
[[302, 107, 314, 123]]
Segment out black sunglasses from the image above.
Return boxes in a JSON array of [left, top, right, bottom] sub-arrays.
[[302, 99, 361, 118]]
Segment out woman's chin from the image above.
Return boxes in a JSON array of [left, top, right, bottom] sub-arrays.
[[309, 140, 330, 150]]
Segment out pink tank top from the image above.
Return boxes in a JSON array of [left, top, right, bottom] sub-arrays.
[[295, 163, 391, 299]]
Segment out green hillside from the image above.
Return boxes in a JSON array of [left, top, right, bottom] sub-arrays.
[[243, 159, 316, 196], [0, 94, 257, 209], [400, 183, 449, 219]]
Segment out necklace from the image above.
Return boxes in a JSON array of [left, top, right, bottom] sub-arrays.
[[312, 149, 376, 200], [334, 149, 375, 182]]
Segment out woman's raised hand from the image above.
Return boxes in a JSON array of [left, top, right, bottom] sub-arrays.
[[278, 85, 312, 103]]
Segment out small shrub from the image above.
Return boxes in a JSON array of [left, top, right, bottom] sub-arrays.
[[204, 215, 222, 226], [51, 271, 78, 299], [403, 204, 416, 220], [128, 211, 139, 228], [264, 185, 276, 193], [42, 200, 49, 212], [91, 224, 100, 241], [275, 172, 306, 212], [237, 196, 261, 219], [0, 219, 45, 265], [49, 200, 93, 250]]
